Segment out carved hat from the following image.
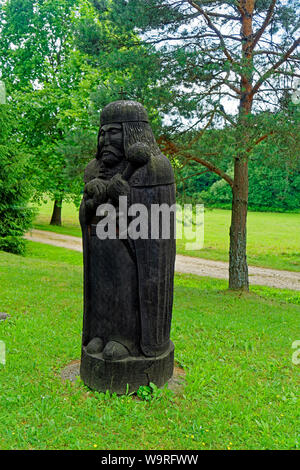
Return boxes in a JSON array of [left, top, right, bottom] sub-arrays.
[[96, 99, 175, 187], [100, 100, 149, 125]]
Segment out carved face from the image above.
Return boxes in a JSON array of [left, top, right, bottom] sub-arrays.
[[98, 123, 124, 167]]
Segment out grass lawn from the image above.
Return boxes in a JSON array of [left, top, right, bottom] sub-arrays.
[[0, 241, 299, 450], [33, 200, 300, 272]]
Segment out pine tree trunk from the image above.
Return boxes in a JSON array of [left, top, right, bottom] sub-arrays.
[[228, 0, 254, 290], [50, 199, 62, 226], [229, 157, 249, 290]]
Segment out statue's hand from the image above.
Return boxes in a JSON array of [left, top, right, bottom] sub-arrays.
[[84, 178, 107, 205], [107, 173, 130, 204]]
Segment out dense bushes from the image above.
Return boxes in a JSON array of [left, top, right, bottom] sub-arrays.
[[176, 158, 300, 213], [0, 105, 33, 254]]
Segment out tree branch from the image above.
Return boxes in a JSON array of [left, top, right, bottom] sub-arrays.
[[251, 0, 277, 51], [223, 79, 241, 95], [158, 135, 233, 187], [251, 37, 300, 96], [188, 155, 234, 187], [144, 33, 241, 46], [253, 50, 299, 60], [246, 132, 274, 153], [187, 1, 236, 65], [206, 12, 241, 21], [181, 169, 210, 181]]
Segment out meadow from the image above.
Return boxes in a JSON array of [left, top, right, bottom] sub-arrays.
[[0, 241, 299, 450], [33, 200, 300, 272]]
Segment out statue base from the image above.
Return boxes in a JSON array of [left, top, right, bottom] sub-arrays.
[[80, 341, 174, 395]]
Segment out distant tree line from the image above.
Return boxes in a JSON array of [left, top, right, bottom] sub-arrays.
[[177, 162, 300, 212]]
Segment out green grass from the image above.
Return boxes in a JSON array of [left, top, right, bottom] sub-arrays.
[[33, 199, 82, 238], [177, 208, 300, 272], [33, 200, 300, 272], [0, 241, 299, 450]]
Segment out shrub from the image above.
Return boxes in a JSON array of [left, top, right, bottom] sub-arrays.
[[0, 105, 33, 254]]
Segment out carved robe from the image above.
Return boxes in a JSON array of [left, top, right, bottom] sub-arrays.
[[80, 151, 176, 358]]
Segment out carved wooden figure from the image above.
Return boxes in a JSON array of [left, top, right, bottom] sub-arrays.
[[79, 100, 176, 394]]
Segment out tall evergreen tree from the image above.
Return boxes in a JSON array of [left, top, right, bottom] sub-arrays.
[[108, 0, 300, 290], [0, 95, 33, 254]]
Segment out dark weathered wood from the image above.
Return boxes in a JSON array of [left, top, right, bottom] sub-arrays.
[[80, 342, 175, 395], [79, 100, 176, 394]]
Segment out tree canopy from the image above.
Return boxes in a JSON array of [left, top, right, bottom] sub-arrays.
[[0, 0, 298, 289]]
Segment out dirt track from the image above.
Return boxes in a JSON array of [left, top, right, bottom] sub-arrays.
[[25, 229, 300, 291]]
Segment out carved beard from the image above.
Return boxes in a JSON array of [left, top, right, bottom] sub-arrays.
[[98, 152, 127, 181], [100, 146, 123, 167]]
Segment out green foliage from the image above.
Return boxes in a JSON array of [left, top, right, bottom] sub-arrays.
[[248, 164, 300, 212], [0, 0, 77, 88], [110, 0, 300, 220], [0, 0, 101, 211], [136, 382, 164, 402], [0, 105, 33, 254], [112, 0, 299, 126], [74, 0, 167, 135], [196, 164, 300, 212], [0, 0, 168, 213], [0, 0, 298, 245], [176, 108, 300, 212]]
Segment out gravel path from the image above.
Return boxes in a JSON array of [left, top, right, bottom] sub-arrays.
[[25, 229, 300, 291]]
